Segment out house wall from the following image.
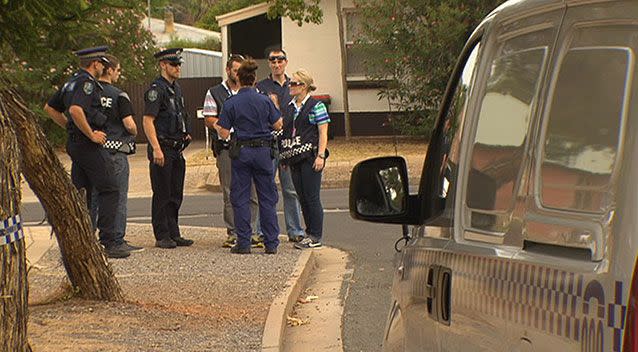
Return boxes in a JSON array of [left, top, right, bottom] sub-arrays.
[[281, 0, 387, 114]]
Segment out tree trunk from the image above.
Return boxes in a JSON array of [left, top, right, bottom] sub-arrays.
[[0, 85, 30, 351], [0, 80, 123, 302]]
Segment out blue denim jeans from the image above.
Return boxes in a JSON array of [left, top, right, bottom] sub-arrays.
[[290, 158, 323, 241], [90, 152, 128, 246], [274, 156, 305, 238]]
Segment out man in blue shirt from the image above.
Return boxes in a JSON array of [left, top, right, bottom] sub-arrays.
[[256, 48, 306, 243]]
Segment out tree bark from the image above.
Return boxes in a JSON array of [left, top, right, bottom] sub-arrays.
[[0, 85, 30, 351], [0, 80, 123, 302]]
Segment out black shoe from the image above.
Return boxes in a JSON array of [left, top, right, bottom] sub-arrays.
[[173, 237, 194, 247], [155, 238, 177, 249], [265, 247, 277, 255], [123, 241, 145, 253], [105, 244, 131, 259], [230, 245, 251, 254]]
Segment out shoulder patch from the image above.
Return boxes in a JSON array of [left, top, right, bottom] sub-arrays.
[[83, 81, 94, 95], [119, 92, 131, 101], [147, 89, 158, 102]]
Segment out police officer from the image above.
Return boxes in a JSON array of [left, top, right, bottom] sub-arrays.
[[142, 48, 194, 249], [216, 58, 282, 254], [43, 46, 128, 259], [203, 54, 263, 248], [97, 53, 144, 253]]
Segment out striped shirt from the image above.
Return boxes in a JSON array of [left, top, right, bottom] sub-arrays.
[[202, 81, 236, 117]]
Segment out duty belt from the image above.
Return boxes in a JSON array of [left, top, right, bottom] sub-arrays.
[[103, 140, 136, 155], [159, 138, 189, 151], [237, 139, 272, 148]]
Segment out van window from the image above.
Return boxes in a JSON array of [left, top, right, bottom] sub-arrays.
[[421, 41, 481, 236], [465, 47, 547, 233], [540, 47, 632, 213]]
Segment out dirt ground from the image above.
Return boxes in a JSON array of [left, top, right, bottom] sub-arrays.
[[24, 137, 429, 351], [27, 225, 301, 352]]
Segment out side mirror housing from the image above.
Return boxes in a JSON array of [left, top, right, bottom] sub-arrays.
[[349, 156, 421, 225]]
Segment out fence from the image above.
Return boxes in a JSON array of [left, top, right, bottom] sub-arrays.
[[121, 76, 222, 143]]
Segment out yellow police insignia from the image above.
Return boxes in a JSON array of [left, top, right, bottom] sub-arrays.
[[148, 89, 158, 102], [83, 81, 94, 95]]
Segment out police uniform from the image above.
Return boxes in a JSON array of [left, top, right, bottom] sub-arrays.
[[99, 80, 136, 246], [143, 48, 193, 248], [46, 46, 123, 256], [203, 82, 262, 245], [217, 87, 281, 253], [256, 75, 306, 241]]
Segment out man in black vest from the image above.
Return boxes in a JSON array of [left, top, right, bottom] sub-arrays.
[[203, 55, 263, 248], [44, 46, 128, 259], [96, 54, 144, 253], [142, 48, 194, 249]]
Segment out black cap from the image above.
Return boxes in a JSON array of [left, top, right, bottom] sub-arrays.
[[74, 46, 109, 64], [154, 48, 183, 63]]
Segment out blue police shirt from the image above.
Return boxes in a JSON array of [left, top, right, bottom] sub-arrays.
[[218, 87, 280, 141], [256, 75, 291, 107]]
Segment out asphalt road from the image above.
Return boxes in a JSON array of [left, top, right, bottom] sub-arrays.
[[22, 188, 403, 352]]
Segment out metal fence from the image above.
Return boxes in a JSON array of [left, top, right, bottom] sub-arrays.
[[121, 76, 222, 143]]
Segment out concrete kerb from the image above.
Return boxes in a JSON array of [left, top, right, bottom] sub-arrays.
[[262, 249, 316, 352]]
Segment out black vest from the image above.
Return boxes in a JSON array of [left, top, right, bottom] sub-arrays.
[[209, 83, 232, 139], [62, 70, 107, 142], [101, 82, 136, 154], [151, 77, 189, 139], [279, 97, 320, 165]]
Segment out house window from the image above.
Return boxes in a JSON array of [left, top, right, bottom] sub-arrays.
[[344, 10, 366, 77]]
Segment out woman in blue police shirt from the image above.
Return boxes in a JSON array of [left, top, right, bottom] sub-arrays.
[[215, 59, 283, 254]]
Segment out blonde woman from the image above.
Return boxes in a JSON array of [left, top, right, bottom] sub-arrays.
[[278, 69, 330, 249]]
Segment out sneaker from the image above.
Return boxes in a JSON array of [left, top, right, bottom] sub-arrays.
[[123, 241, 145, 253], [294, 237, 322, 250], [251, 234, 265, 248], [105, 243, 131, 258], [265, 247, 277, 255], [173, 237, 194, 247], [230, 245, 251, 254], [289, 235, 305, 243], [155, 238, 177, 249], [222, 235, 237, 248]]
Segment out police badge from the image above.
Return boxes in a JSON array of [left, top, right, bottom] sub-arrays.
[[147, 89, 158, 102], [83, 81, 94, 95]]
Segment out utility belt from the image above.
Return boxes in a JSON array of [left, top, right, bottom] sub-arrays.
[[159, 137, 190, 152], [103, 140, 136, 155], [212, 136, 232, 158], [229, 138, 275, 160]]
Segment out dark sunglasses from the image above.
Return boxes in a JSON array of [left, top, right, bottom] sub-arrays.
[[289, 81, 305, 87], [269, 55, 287, 62], [168, 62, 182, 67]]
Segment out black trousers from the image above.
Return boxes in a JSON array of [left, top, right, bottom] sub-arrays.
[[66, 140, 120, 246], [148, 145, 185, 241]]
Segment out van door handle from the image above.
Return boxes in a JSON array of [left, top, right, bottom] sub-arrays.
[[438, 267, 452, 325], [427, 265, 440, 320]]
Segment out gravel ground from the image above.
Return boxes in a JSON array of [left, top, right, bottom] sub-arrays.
[[28, 224, 301, 352]]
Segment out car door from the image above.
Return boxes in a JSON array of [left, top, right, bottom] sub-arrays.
[[435, 3, 566, 351]]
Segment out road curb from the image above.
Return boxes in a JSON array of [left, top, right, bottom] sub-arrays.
[[262, 249, 316, 352]]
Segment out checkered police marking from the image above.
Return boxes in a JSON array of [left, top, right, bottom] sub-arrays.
[[279, 142, 313, 160], [0, 215, 24, 246], [402, 249, 628, 351]]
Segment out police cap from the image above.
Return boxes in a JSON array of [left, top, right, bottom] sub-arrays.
[[154, 48, 183, 63], [74, 46, 110, 64]]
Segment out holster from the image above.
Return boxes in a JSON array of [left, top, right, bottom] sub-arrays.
[[228, 138, 240, 160]]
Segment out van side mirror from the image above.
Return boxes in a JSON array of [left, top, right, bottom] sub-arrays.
[[349, 157, 421, 225]]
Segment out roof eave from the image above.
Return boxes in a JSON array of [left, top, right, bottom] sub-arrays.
[[216, 2, 271, 27]]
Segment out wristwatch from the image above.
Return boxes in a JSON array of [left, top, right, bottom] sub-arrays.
[[318, 153, 326, 159]]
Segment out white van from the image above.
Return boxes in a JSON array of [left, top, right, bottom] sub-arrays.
[[348, 0, 638, 351]]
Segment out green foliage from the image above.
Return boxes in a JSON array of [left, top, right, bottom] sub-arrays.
[[0, 0, 157, 145], [357, 0, 505, 136], [166, 36, 221, 51], [197, 0, 322, 32]]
